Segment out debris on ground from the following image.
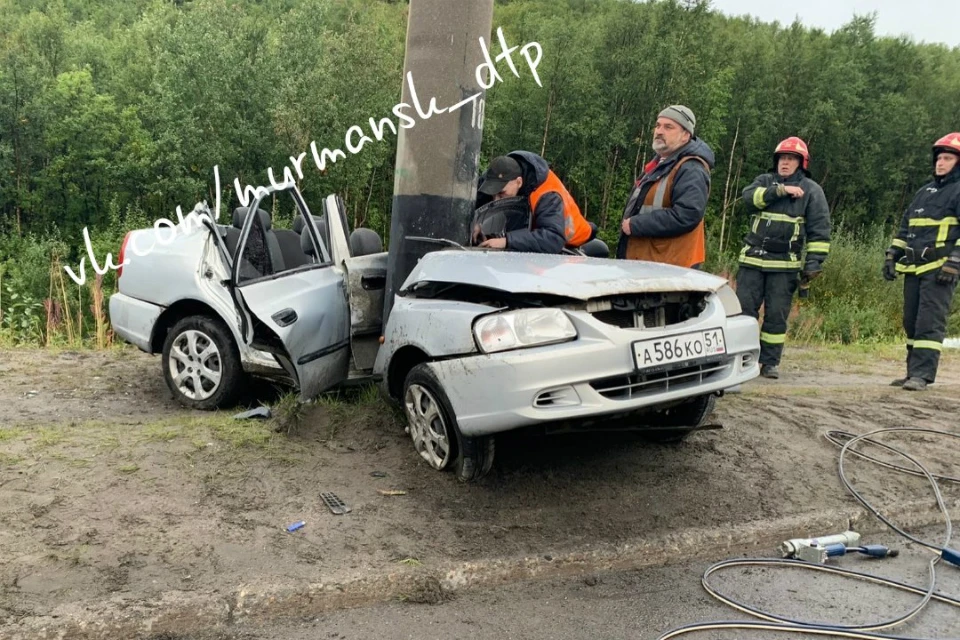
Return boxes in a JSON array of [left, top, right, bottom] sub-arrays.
[[233, 406, 272, 420], [321, 492, 352, 515]]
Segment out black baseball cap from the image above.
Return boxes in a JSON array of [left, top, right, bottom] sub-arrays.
[[478, 156, 523, 195]]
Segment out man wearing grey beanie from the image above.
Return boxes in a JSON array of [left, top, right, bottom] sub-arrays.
[[616, 104, 715, 269]]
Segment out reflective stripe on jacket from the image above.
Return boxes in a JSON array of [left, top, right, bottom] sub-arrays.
[[889, 167, 960, 275], [739, 171, 831, 272]]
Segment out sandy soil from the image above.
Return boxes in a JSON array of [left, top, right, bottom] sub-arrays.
[[0, 345, 958, 629]]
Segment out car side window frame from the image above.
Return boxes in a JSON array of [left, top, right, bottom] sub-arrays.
[[230, 188, 335, 289]]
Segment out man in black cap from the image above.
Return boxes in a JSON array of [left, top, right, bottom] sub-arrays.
[[475, 151, 593, 253]]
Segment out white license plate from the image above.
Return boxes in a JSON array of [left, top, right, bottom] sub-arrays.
[[633, 328, 726, 370]]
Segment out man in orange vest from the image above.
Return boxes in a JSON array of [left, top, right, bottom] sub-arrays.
[[475, 151, 594, 253], [616, 105, 715, 269]]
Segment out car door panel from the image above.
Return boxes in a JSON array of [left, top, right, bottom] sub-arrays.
[[235, 269, 350, 398], [230, 188, 351, 399]]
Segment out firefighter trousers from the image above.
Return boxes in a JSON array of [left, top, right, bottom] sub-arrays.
[[902, 271, 957, 382], [735, 267, 798, 366]]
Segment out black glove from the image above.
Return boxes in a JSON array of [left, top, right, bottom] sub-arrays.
[[802, 260, 822, 282], [937, 254, 960, 285], [882, 252, 898, 281]]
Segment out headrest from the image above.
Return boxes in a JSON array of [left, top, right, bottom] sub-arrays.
[[299, 217, 329, 259], [579, 238, 610, 259], [232, 207, 271, 231], [292, 214, 326, 235], [349, 228, 383, 257], [292, 214, 306, 234], [300, 226, 317, 257]]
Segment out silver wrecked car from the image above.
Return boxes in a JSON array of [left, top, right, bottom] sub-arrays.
[[109, 183, 760, 481]]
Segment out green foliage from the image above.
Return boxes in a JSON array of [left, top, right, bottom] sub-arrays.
[[1, 0, 959, 347], [782, 226, 908, 344]]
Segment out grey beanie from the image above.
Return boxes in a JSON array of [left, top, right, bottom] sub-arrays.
[[658, 105, 696, 136]]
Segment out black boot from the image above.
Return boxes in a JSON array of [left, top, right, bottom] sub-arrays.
[[902, 377, 927, 391]]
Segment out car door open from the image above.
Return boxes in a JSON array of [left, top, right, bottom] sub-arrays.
[[230, 185, 351, 399]]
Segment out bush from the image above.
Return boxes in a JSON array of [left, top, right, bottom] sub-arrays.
[[1, 220, 958, 348], [0, 227, 122, 347], [719, 224, 959, 344]]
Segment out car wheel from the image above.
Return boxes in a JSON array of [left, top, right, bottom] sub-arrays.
[[402, 363, 494, 482], [643, 393, 717, 443], [162, 315, 244, 410]]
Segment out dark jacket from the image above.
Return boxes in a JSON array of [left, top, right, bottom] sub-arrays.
[[615, 138, 715, 259], [490, 150, 567, 253], [889, 165, 960, 275], [739, 169, 832, 272]]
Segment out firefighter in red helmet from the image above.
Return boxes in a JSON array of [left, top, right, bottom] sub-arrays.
[[882, 133, 960, 391], [735, 136, 832, 379]]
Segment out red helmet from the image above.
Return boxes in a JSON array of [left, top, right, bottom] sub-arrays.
[[774, 137, 810, 170], [933, 133, 960, 161]]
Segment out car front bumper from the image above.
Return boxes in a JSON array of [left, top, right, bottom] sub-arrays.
[[427, 311, 760, 437]]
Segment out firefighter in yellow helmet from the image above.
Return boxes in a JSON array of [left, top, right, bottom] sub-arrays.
[[736, 137, 832, 380], [883, 133, 960, 391]]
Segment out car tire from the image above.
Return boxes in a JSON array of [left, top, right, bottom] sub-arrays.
[[642, 393, 717, 443], [402, 363, 494, 483], [161, 315, 244, 410]]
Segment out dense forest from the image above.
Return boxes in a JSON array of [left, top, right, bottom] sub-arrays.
[[1, 0, 959, 345]]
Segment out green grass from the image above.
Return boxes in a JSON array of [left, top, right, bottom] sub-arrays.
[[32, 428, 66, 448], [208, 417, 275, 448], [141, 423, 183, 443], [0, 427, 26, 443], [398, 557, 422, 566], [787, 342, 906, 365], [0, 452, 24, 466], [272, 392, 305, 436], [0, 386, 394, 467], [126, 415, 276, 448], [1, 415, 278, 455]]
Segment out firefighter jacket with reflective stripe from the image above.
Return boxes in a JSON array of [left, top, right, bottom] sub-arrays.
[[888, 167, 960, 276], [739, 171, 832, 272], [529, 170, 593, 248]]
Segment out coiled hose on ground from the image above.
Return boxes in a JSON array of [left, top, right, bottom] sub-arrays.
[[656, 428, 960, 639]]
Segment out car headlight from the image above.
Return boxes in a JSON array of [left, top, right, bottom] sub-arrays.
[[473, 308, 577, 354], [716, 283, 742, 317]]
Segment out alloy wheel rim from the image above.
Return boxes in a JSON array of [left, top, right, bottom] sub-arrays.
[[168, 329, 222, 400], [403, 383, 452, 470]]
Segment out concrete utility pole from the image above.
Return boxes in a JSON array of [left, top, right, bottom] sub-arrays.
[[383, 0, 494, 322]]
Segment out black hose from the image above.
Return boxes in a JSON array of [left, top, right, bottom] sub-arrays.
[[656, 427, 960, 639]]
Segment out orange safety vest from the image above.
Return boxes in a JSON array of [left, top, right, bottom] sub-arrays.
[[529, 170, 593, 248], [625, 156, 709, 268]]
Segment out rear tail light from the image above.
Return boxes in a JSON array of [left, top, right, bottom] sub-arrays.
[[117, 231, 132, 278]]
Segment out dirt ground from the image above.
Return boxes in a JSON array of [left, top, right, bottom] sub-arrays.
[[1, 344, 958, 630]]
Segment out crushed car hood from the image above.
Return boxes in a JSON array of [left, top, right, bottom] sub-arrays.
[[401, 251, 727, 300]]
